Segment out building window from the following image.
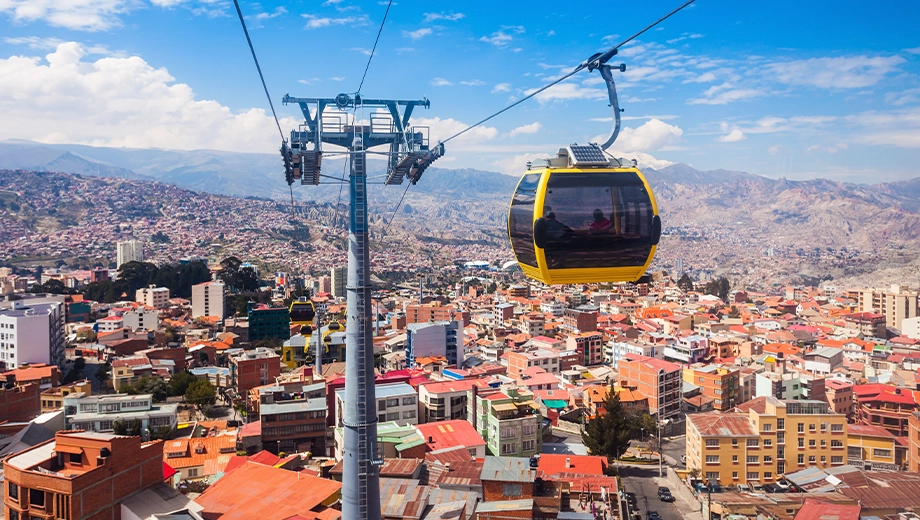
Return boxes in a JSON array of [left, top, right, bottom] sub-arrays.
[[523, 439, 536, 452], [30, 489, 45, 508], [731, 439, 738, 447], [798, 438, 804, 448], [705, 439, 719, 447], [777, 419, 784, 430], [522, 424, 536, 436], [764, 456, 773, 463], [747, 456, 759, 464], [874, 448, 892, 458], [706, 472, 720, 480], [8, 510, 19, 520], [820, 440, 826, 447], [763, 424, 772, 432], [747, 472, 759, 480], [8, 482, 17, 501], [706, 456, 719, 464], [797, 423, 804, 433], [732, 455, 738, 462], [746, 439, 758, 447], [501, 442, 516, 455], [378, 401, 386, 411], [503, 484, 522, 497], [828, 439, 841, 448], [188, 468, 199, 477], [809, 455, 816, 463], [798, 454, 804, 464], [764, 439, 772, 447], [70, 453, 82, 464], [831, 456, 843, 464], [732, 472, 738, 479], [809, 439, 816, 447], [809, 423, 816, 431], [402, 397, 416, 406], [820, 456, 826, 463], [831, 424, 843, 432], [402, 410, 416, 419]]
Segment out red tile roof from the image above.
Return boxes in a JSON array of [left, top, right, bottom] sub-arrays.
[[197, 462, 341, 520], [688, 412, 757, 437], [847, 424, 895, 438], [416, 420, 485, 451], [538, 454, 605, 476]]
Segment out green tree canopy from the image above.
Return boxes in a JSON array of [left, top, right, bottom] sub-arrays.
[[582, 391, 634, 460], [677, 273, 694, 292], [122, 376, 168, 402], [168, 371, 198, 397], [185, 378, 217, 407]]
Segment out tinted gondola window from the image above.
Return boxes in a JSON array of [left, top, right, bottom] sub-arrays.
[[542, 172, 654, 269], [290, 303, 316, 323], [509, 174, 540, 267]]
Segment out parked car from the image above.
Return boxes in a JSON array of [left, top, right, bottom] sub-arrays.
[[658, 487, 675, 502], [734, 484, 751, 493], [763, 483, 785, 493], [625, 492, 638, 506], [747, 480, 763, 493], [680, 455, 687, 464], [648, 511, 662, 520]]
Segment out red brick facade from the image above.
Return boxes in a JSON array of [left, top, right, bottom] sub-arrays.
[[0, 382, 40, 423]]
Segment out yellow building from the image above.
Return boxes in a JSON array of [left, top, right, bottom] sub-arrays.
[[40, 379, 92, 413], [846, 423, 901, 470], [686, 396, 848, 486]]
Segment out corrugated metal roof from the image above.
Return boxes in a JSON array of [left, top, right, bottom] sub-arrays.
[[688, 413, 758, 437], [480, 456, 535, 483]]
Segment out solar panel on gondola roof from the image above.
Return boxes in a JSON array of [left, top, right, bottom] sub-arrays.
[[567, 144, 608, 166]]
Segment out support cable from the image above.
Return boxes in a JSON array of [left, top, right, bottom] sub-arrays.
[[384, 182, 412, 234], [357, 0, 393, 96], [231, 0, 285, 142], [439, 0, 694, 145]]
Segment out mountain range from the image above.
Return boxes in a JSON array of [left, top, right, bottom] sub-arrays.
[[3, 139, 920, 284]]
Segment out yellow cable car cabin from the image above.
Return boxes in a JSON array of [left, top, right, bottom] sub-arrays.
[[508, 144, 661, 285], [289, 299, 316, 334]]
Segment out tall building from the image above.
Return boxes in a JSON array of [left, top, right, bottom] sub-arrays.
[[405, 320, 461, 367], [684, 365, 740, 411], [618, 354, 682, 421], [330, 266, 347, 300], [0, 300, 65, 369], [191, 280, 224, 319], [470, 385, 542, 457], [229, 347, 281, 395], [248, 304, 292, 341], [116, 239, 144, 268], [405, 302, 470, 326], [135, 285, 170, 309], [686, 396, 847, 486], [4, 431, 164, 520], [858, 285, 919, 329]]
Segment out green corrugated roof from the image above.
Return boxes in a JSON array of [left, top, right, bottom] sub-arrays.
[[543, 399, 567, 409]]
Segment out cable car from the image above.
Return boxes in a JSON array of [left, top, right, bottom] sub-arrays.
[[289, 298, 316, 334], [508, 143, 661, 285]]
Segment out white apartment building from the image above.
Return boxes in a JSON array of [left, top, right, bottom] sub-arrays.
[[136, 285, 170, 309], [335, 382, 418, 427], [64, 393, 178, 439], [0, 301, 65, 369], [858, 284, 919, 329], [116, 239, 144, 268], [122, 307, 160, 331], [191, 281, 225, 319], [330, 266, 347, 300], [540, 300, 565, 317]]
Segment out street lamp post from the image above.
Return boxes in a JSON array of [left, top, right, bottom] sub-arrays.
[[658, 419, 670, 478]]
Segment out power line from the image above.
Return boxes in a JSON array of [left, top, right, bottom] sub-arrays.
[[357, 0, 393, 95], [440, 0, 695, 145], [384, 182, 412, 234], [231, 0, 285, 142]]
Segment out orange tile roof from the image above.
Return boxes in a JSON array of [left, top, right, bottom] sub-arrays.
[[416, 420, 485, 450], [197, 462, 341, 520], [538, 453, 606, 476], [1, 363, 58, 382], [162, 434, 237, 475]]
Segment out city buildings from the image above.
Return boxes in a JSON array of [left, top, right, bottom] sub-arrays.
[[684, 365, 740, 411], [135, 285, 170, 309], [229, 347, 281, 396], [853, 383, 918, 437], [257, 381, 328, 455], [405, 320, 461, 367], [3, 431, 164, 520], [857, 285, 919, 329], [63, 393, 179, 438], [116, 239, 144, 267], [191, 280, 224, 319], [618, 354, 682, 421], [40, 379, 91, 414], [470, 386, 542, 457], [0, 300, 65, 369], [686, 396, 847, 486], [842, 312, 887, 338], [330, 265, 346, 299], [247, 304, 291, 341], [565, 332, 604, 366], [507, 348, 560, 378], [336, 381, 418, 427], [405, 302, 470, 326], [0, 382, 40, 422], [418, 378, 490, 423]]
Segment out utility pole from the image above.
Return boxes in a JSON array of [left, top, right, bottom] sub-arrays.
[[282, 93, 443, 520]]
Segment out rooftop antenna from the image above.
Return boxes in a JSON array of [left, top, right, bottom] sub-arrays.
[[281, 92, 442, 520]]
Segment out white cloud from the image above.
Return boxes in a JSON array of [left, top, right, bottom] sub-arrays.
[[423, 11, 464, 22], [766, 55, 905, 89], [0, 0, 133, 31], [507, 122, 542, 138], [768, 145, 782, 156], [403, 28, 431, 40], [0, 42, 299, 153], [493, 152, 545, 175], [501, 25, 525, 34], [395, 47, 415, 53], [608, 119, 683, 152], [601, 34, 620, 43], [905, 47, 920, 55], [885, 88, 920, 106], [329, 76, 345, 81], [350, 47, 371, 56], [151, 0, 186, 6], [525, 82, 605, 103], [5, 36, 68, 50], [254, 6, 286, 21], [480, 31, 513, 47], [688, 82, 763, 105], [430, 77, 452, 87], [491, 83, 511, 93], [410, 116, 498, 147], [302, 13, 368, 29], [460, 79, 484, 86], [683, 71, 716, 83], [717, 128, 745, 142]]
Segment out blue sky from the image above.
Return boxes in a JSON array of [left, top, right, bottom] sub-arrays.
[[0, 0, 919, 182]]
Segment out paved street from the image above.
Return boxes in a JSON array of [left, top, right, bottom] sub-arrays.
[[619, 465, 682, 520]]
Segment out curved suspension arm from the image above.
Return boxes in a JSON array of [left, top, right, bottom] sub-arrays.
[[598, 63, 627, 151]]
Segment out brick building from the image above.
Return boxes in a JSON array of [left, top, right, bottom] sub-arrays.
[[506, 348, 560, 379], [563, 307, 598, 333], [229, 348, 281, 396], [257, 381, 327, 455], [405, 302, 470, 326], [684, 365, 740, 411], [565, 332, 604, 366], [3, 431, 163, 520], [618, 354, 682, 421], [0, 382, 40, 422]]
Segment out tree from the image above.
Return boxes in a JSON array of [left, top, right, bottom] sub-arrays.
[[728, 306, 741, 319], [117, 261, 159, 294], [73, 356, 86, 374], [168, 371, 197, 397], [150, 231, 170, 243], [95, 361, 112, 387], [677, 273, 694, 292], [582, 390, 634, 460], [185, 379, 217, 408], [122, 376, 168, 402]]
